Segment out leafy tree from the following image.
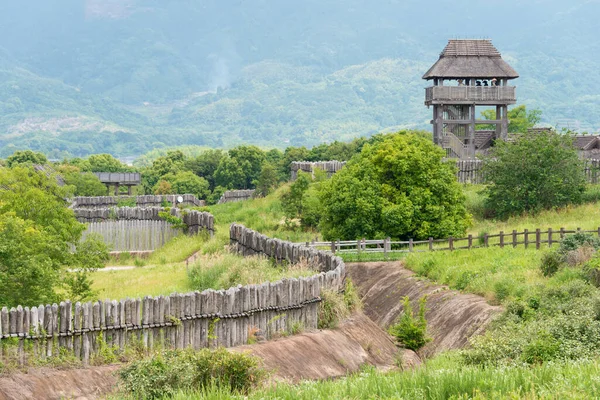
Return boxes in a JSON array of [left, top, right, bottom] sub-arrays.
[[228, 145, 266, 189], [153, 180, 173, 195], [214, 156, 246, 189], [6, 150, 47, 167], [59, 165, 107, 196], [483, 130, 585, 219], [480, 105, 542, 133], [142, 150, 187, 193], [318, 131, 470, 240], [265, 149, 283, 166], [169, 171, 210, 199], [207, 186, 227, 205], [300, 168, 328, 228], [86, 153, 129, 172], [278, 146, 310, 181], [254, 162, 279, 197], [281, 171, 312, 220], [307, 138, 367, 161], [184, 149, 225, 190], [0, 167, 108, 305]]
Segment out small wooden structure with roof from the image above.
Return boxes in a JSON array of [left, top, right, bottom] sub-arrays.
[[423, 39, 519, 158]]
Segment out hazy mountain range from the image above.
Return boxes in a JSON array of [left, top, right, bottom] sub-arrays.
[[1, 0, 599, 157]]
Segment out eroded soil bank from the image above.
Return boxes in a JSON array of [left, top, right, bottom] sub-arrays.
[[0, 314, 417, 400], [347, 261, 503, 358]]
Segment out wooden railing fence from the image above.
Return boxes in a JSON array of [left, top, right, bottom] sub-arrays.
[[298, 227, 600, 255]]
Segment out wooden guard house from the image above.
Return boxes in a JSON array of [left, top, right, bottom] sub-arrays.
[[423, 39, 519, 158]]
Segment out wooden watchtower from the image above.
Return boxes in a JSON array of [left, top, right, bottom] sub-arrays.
[[423, 39, 519, 158]]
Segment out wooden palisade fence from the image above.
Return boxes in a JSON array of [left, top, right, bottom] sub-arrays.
[[300, 227, 600, 255], [290, 159, 600, 185], [0, 223, 345, 365], [81, 220, 181, 252], [71, 194, 206, 209], [217, 190, 256, 204]]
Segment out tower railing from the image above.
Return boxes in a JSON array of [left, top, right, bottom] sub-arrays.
[[425, 86, 516, 103]]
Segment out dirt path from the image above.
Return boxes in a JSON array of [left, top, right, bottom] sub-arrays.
[[0, 314, 417, 399], [347, 261, 502, 358]]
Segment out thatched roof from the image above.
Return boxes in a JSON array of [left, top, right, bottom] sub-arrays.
[[423, 40, 519, 80]]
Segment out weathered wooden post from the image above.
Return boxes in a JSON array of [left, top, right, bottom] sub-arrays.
[[499, 231, 504, 248], [512, 230, 517, 248], [383, 237, 388, 258], [524, 229, 529, 249], [330, 241, 335, 254], [468, 234, 473, 249], [484, 233, 489, 247], [536, 229, 541, 249], [429, 237, 434, 251], [449, 237, 454, 251], [409, 238, 414, 252], [560, 227, 565, 239], [548, 228, 553, 247]]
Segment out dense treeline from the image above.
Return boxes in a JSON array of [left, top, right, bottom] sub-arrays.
[[1, 135, 375, 201]]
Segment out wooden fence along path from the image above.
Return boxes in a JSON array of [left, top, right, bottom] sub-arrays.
[[81, 220, 180, 252], [298, 227, 600, 255], [0, 223, 345, 365]]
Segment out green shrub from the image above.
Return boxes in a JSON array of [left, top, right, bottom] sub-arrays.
[[118, 348, 265, 399], [521, 331, 560, 364], [318, 289, 349, 329], [117, 197, 137, 207], [483, 130, 586, 219], [133, 257, 146, 267], [540, 250, 563, 277], [316, 279, 361, 330], [342, 278, 362, 312], [559, 232, 600, 253], [388, 296, 431, 351]]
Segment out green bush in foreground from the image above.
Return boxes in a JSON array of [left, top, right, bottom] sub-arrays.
[[118, 348, 265, 399], [388, 296, 431, 351]]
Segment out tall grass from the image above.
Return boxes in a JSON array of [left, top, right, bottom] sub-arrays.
[[91, 263, 192, 300], [167, 354, 600, 399], [466, 184, 600, 236], [404, 247, 544, 304], [206, 185, 318, 243], [188, 253, 314, 291]]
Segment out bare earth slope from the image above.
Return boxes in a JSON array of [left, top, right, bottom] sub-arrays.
[[347, 261, 503, 357], [0, 314, 418, 400], [0, 365, 119, 400], [233, 313, 420, 382]]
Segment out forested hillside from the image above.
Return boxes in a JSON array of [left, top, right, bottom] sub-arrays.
[[1, 0, 599, 157]]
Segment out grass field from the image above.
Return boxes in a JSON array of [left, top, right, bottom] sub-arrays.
[[466, 184, 600, 235], [167, 354, 600, 399]]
